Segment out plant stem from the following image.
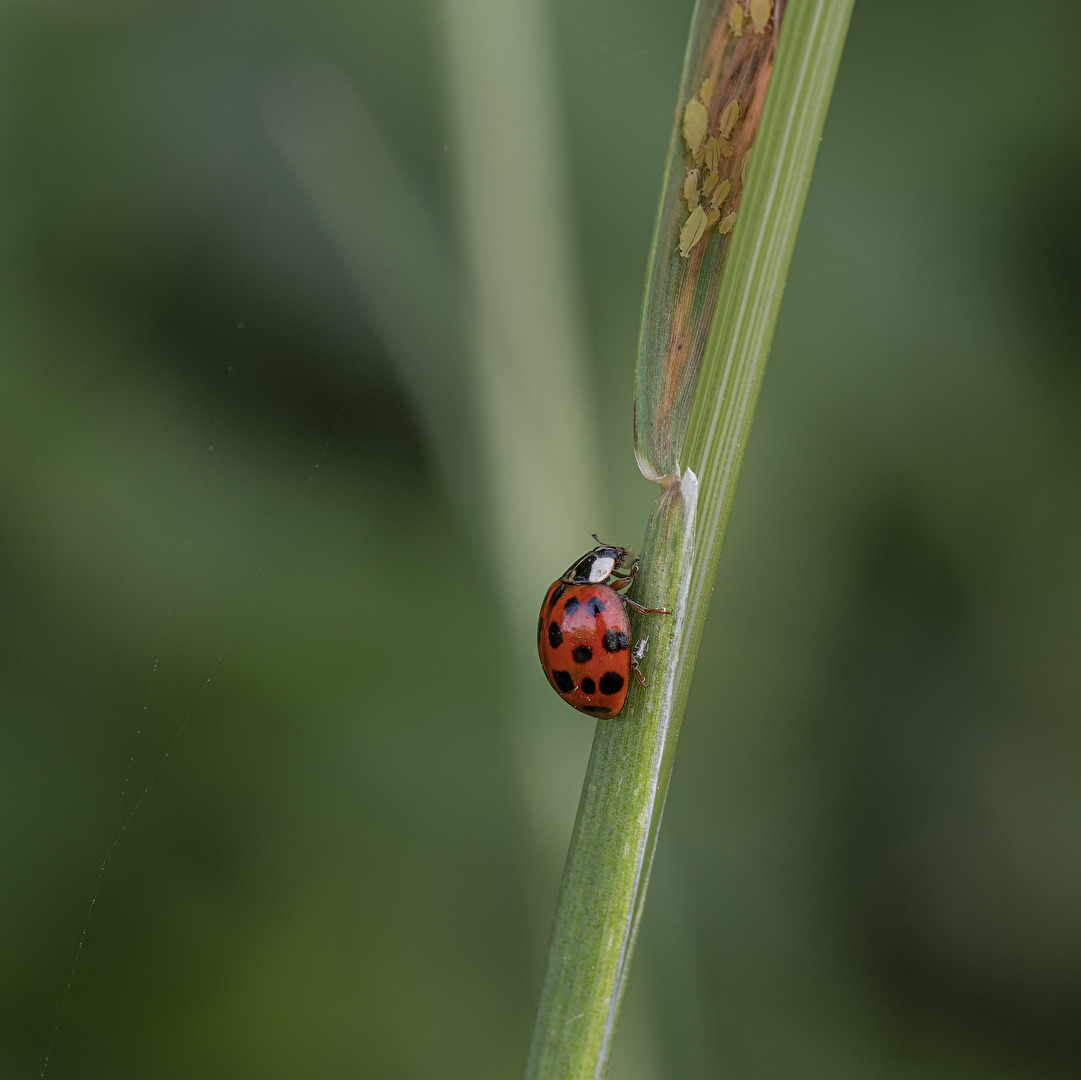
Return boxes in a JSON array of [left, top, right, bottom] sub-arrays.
[[524, 2, 854, 1077]]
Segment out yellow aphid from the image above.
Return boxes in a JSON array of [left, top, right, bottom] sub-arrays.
[[740, 150, 751, 185], [719, 99, 740, 140], [700, 77, 713, 105], [718, 211, 737, 235], [750, 0, 771, 33], [704, 136, 721, 174], [679, 205, 709, 257], [683, 168, 700, 210], [718, 136, 734, 158], [702, 170, 719, 197], [710, 177, 731, 208], [729, 3, 744, 36], [682, 99, 708, 152], [706, 207, 721, 227]]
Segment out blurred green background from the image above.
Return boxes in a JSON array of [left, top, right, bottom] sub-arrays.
[[2, 1, 1079, 1077]]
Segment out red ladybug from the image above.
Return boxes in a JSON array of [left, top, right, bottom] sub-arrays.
[[537, 537, 669, 718]]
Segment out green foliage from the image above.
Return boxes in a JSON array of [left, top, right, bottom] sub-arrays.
[[526, 3, 852, 1075], [2, 2, 1080, 1079]]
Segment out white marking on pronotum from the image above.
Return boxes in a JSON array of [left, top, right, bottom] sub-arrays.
[[588, 556, 615, 583]]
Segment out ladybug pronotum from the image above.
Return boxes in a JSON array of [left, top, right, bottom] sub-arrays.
[[537, 538, 669, 718]]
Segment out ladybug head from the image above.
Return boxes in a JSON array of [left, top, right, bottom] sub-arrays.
[[563, 538, 634, 585]]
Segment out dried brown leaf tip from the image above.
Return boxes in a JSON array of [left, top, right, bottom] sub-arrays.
[[677, 0, 777, 259]]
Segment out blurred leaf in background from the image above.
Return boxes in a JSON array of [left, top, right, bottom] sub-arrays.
[[1, 1, 1078, 1079]]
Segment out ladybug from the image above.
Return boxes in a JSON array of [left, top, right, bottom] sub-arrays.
[[537, 537, 669, 718]]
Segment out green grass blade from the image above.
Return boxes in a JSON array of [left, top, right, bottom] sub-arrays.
[[680, 0, 855, 674], [524, 474, 697, 1080], [635, 0, 782, 482], [524, 2, 854, 1076]]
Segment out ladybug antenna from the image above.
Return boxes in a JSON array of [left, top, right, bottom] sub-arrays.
[[592, 533, 634, 567]]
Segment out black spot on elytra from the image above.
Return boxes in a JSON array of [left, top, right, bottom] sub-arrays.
[[572, 645, 592, 664], [552, 670, 574, 694], [581, 677, 596, 695], [537, 614, 542, 645], [571, 554, 596, 583], [583, 705, 613, 716], [547, 582, 567, 613], [599, 672, 624, 695], [548, 622, 563, 649], [588, 598, 605, 617], [563, 595, 580, 615], [603, 629, 628, 652]]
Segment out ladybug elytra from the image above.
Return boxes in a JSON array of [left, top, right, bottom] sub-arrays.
[[537, 537, 669, 718]]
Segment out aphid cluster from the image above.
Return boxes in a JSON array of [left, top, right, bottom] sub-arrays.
[[677, 0, 772, 259], [537, 539, 668, 719]]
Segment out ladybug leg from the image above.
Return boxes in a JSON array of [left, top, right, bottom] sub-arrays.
[[613, 562, 669, 613], [612, 559, 670, 614], [624, 596, 671, 615]]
